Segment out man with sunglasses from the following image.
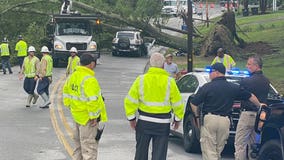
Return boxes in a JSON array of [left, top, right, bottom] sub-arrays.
[[190, 62, 264, 160]]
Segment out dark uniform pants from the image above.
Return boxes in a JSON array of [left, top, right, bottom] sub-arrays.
[[18, 56, 25, 70], [1, 57, 12, 74], [37, 77, 50, 95], [24, 77, 37, 94], [135, 131, 169, 160]]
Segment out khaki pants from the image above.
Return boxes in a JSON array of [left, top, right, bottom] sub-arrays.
[[234, 111, 257, 160], [200, 114, 230, 160], [73, 121, 98, 160]]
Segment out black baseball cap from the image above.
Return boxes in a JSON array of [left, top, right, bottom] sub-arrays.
[[80, 53, 97, 65], [211, 63, 226, 74]]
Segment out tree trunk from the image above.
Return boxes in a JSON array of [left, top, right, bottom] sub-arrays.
[[260, 0, 267, 14]]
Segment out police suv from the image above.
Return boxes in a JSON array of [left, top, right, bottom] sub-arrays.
[[170, 67, 283, 153]]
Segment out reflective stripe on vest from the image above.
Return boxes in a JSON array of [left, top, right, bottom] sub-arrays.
[[225, 54, 230, 69], [126, 95, 139, 104], [139, 75, 171, 106], [138, 115, 171, 123], [0, 43, 10, 56], [63, 75, 99, 102]]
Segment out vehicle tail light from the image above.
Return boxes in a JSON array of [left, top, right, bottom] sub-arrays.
[[232, 102, 241, 108]]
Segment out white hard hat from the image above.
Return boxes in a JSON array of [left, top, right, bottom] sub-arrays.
[[70, 47, 78, 53], [2, 37, 8, 43], [28, 46, 36, 52], [40, 46, 50, 53]]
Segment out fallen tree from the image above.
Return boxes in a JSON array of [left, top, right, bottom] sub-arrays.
[[200, 11, 245, 56], [73, 1, 189, 51]]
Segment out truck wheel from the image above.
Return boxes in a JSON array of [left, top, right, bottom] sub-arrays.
[[258, 139, 282, 160], [183, 115, 201, 153], [112, 51, 117, 56], [136, 48, 142, 57]]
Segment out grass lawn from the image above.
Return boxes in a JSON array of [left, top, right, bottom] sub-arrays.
[[173, 10, 284, 94]]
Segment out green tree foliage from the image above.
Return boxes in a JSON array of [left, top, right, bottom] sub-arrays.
[[24, 22, 45, 52], [134, 0, 163, 22]]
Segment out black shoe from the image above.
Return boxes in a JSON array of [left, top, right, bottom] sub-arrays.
[[40, 105, 49, 109], [9, 72, 13, 74], [3, 72, 6, 75], [26, 105, 30, 108]]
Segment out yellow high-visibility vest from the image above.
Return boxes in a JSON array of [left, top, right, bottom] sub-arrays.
[[41, 54, 53, 77], [66, 56, 80, 75], [63, 66, 108, 125], [23, 56, 39, 78], [211, 54, 236, 70], [15, 40, 27, 57], [0, 43, 10, 56], [124, 67, 184, 122]]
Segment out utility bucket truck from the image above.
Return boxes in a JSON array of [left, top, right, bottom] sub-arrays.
[[46, 0, 101, 67]]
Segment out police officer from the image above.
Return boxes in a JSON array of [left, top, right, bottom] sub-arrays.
[[66, 47, 80, 76], [37, 46, 53, 109], [234, 55, 270, 160], [124, 52, 184, 160], [63, 53, 107, 160], [211, 48, 236, 70], [19, 46, 40, 107], [0, 37, 13, 74], [190, 63, 264, 160], [15, 35, 28, 71]]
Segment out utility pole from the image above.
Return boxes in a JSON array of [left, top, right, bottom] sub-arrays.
[[187, 0, 193, 72], [206, 0, 209, 27]]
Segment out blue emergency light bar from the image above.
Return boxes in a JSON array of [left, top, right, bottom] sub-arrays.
[[227, 68, 250, 76], [204, 66, 250, 76], [204, 65, 212, 72]]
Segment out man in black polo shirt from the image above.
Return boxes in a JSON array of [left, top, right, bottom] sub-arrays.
[[234, 55, 270, 160], [190, 63, 263, 160]]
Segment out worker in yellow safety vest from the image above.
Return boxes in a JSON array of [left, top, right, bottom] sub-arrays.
[[37, 46, 53, 109], [19, 46, 40, 107], [15, 35, 28, 71], [0, 37, 13, 74], [66, 47, 80, 76], [124, 52, 184, 160], [211, 48, 236, 70], [63, 53, 107, 160]]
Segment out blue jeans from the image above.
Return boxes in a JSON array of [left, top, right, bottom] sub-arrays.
[[24, 77, 37, 94], [1, 56, 12, 74], [18, 56, 25, 70], [37, 77, 50, 95]]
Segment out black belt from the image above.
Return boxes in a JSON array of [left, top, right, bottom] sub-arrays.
[[203, 112, 228, 117], [241, 108, 257, 112]]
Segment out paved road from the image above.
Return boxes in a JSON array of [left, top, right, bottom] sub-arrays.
[[0, 54, 234, 160], [164, 4, 223, 36]]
